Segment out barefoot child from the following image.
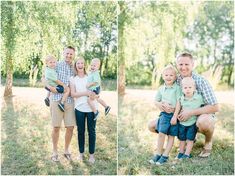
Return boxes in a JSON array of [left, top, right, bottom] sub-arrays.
[[149, 65, 181, 165], [86, 58, 111, 120], [173, 77, 204, 159], [44, 55, 69, 112]]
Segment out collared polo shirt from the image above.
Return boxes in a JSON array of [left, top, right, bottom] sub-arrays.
[[176, 72, 217, 105], [45, 67, 58, 87], [87, 70, 101, 91], [179, 92, 204, 126], [155, 82, 181, 107], [51, 60, 75, 103]]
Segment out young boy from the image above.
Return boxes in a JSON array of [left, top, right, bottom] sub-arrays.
[[149, 65, 181, 165], [86, 58, 111, 120], [173, 77, 204, 159], [44, 55, 69, 112]]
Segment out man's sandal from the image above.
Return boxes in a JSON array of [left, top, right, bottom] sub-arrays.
[[51, 154, 59, 162], [199, 148, 211, 158]]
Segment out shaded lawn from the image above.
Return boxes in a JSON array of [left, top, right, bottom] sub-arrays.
[[118, 93, 234, 175], [1, 88, 117, 175]]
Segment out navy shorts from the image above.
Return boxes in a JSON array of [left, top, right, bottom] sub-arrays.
[[155, 112, 178, 136], [45, 85, 64, 93], [92, 86, 100, 95], [178, 123, 197, 141]]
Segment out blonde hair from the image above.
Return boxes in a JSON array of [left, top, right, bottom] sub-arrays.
[[181, 77, 196, 87], [162, 64, 177, 76], [74, 57, 87, 75], [45, 55, 56, 64], [91, 58, 101, 68]]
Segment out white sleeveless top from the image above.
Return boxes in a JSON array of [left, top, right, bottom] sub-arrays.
[[71, 75, 98, 112]]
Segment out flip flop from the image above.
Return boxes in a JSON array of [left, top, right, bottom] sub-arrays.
[[64, 153, 72, 160], [199, 148, 211, 158], [51, 154, 59, 162]]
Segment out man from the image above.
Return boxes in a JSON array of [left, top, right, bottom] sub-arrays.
[[148, 52, 219, 157], [49, 46, 76, 162]]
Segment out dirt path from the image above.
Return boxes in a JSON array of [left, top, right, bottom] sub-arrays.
[[1, 86, 117, 116], [125, 89, 234, 105]]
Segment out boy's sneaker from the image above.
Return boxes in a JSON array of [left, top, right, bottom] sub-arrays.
[[175, 152, 184, 159], [149, 154, 161, 164], [181, 154, 192, 159], [58, 103, 65, 112], [156, 155, 168, 165], [44, 98, 50, 107], [105, 106, 111, 116], [94, 111, 99, 121]]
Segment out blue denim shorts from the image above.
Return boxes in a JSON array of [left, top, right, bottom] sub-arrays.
[[92, 86, 101, 95], [45, 85, 64, 93], [155, 112, 178, 136], [178, 123, 197, 141]]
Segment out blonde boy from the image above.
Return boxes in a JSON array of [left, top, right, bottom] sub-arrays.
[[44, 55, 69, 112], [173, 77, 204, 159], [150, 65, 181, 165], [86, 58, 111, 120]]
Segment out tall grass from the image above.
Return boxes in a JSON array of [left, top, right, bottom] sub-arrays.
[[1, 88, 117, 175], [118, 93, 234, 175]]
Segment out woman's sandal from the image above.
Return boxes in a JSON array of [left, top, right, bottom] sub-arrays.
[[51, 154, 59, 162], [199, 148, 211, 158], [64, 153, 72, 161]]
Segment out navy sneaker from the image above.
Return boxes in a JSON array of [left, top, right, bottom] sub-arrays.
[[44, 98, 50, 107], [156, 155, 168, 165], [94, 111, 99, 121], [105, 106, 111, 116], [58, 103, 65, 112], [149, 154, 161, 164], [181, 154, 192, 159], [175, 152, 184, 159]]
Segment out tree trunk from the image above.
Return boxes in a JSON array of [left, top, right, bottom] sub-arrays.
[[118, 2, 126, 96], [3, 1, 16, 97]]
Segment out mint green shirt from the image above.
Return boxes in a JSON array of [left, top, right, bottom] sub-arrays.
[[87, 70, 101, 90], [179, 92, 204, 126], [45, 67, 58, 87], [155, 82, 182, 107]]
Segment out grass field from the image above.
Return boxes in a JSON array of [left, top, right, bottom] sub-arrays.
[[1, 87, 117, 175], [118, 89, 234, 175]]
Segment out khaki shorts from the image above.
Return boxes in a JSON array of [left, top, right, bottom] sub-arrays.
[[50, 101, 76, 127]]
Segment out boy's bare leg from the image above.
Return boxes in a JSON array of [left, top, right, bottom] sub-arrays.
[[148, 119, 158, 133], [184, 140, 194, 156], [179, 140, 186, 153], [97, 98, 107, 108], [61, 87, 70, 104], [162, 135, 174, 156], [46, 91, 50, 98], [156, 133, 165, 155]]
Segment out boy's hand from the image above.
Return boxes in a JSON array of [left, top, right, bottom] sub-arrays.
[[170, 117, 177, 125]]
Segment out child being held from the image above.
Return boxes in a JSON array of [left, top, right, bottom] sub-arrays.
[[86, 58, 111, 120], [149, 65, 181, 165], [173, 77, 204, 159], [44, 55, 69, 112]]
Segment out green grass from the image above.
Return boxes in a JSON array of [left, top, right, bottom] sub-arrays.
[[118, 95, 234, 175], [1, 92, 117, 175], [1, 78, 117, 91]]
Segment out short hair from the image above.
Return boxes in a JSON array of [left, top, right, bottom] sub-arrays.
[[91, 58, 101, 67], [162, 64, 177, 75], [45, 55, 56, 63], [65, 46, 75, 52], [176, 52, 193, 61], [181, 77, 196, 87]]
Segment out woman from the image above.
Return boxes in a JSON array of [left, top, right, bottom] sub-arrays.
[[70, 57, 97, 164]]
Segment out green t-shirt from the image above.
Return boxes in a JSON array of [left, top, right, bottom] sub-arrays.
[[45, 67, 58, 87], [87, 70, 101, 90], [179, 92, 204, 126], [155, 82, 182, 107]]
